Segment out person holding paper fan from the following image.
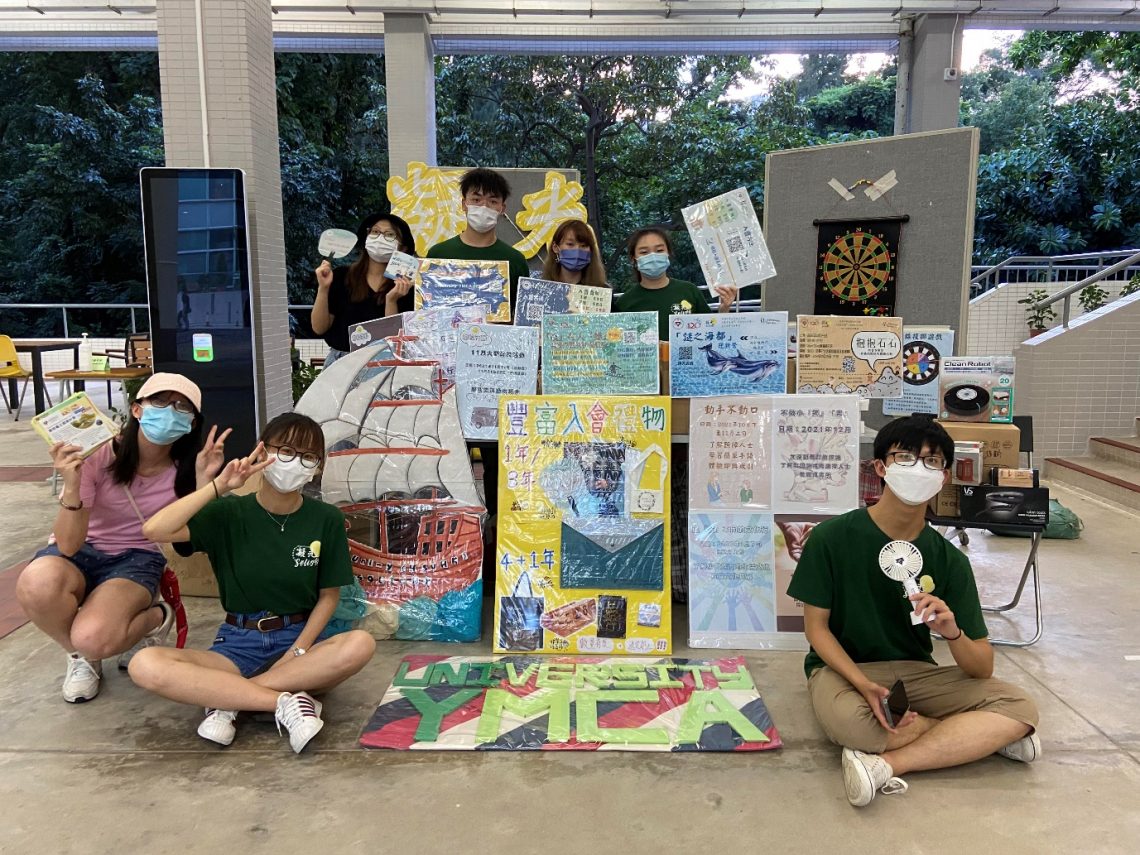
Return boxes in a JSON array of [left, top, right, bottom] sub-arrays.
[[616, 226, 738, 341], [786, 416, 1039, 809], [540, 219, 609, 288], [311, 213, 417, 366], [17, 373, 229, 704]]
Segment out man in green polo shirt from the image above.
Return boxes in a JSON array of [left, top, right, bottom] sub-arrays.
[[787, 415, 1039, 808]]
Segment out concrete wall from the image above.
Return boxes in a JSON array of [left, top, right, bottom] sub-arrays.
[[1014, 292, 1140, 459]]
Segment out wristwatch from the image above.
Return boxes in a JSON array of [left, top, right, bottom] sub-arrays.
[[292, 647, 307, 657]]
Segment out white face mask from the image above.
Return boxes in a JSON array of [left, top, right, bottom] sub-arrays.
[[365, 234, 398, 261], [883, 463, 946, 506], [263, 456, 316, 494], [465, 205, 500, 234]]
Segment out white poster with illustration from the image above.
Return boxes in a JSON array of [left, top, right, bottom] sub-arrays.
[[795, 315, 903, 399], [882, 328, 956, 417], [669, 312, 788, 398], [455, 324, 540, 440], [688, 510, 778, 649], [682, 187, 777, 290], [771, 397, 860, 515], [688, 397, 773, 510]]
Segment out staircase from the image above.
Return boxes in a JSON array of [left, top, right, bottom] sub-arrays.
[[1045, 418, 1140, 513]]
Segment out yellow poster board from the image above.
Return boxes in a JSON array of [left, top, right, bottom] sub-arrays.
[[494, 396, 672, 655]]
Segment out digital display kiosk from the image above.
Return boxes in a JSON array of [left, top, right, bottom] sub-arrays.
[[140, 167, 260, 455]]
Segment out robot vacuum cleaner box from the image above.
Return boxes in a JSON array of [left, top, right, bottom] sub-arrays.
[[959, 486, 1049, 526], [938, 357, 1015, 423]]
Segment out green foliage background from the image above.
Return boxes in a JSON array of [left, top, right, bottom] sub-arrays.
[[2, 33, 1139, 338]]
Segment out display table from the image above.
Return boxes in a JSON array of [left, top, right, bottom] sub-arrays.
[[46, 367, 152, 410], [10, 339, 80, 414], [927, 514, 1044, 647]]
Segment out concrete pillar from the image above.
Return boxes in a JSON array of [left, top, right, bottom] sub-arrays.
[[155, 0, 292, 423], [384, 13, 437, 175], [896, 14, 963, 134]]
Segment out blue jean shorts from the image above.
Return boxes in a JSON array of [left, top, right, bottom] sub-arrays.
[[34, 542, 164, 597], [210, 612, 336, 678]]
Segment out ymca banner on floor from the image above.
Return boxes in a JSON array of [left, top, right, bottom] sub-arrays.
[[359, 655, 782, 752]]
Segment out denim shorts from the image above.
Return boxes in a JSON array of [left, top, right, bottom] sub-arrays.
[[34, 542, 164, 597], [210, 612, 336, 678]]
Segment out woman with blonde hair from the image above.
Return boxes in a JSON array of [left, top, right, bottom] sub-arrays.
[[540, 219, 608, 288]]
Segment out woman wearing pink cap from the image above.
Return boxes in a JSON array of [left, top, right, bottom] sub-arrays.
[[17, 373, 228, 703]]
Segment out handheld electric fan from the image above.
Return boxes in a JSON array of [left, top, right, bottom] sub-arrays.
[[878, 540, 924, 626]]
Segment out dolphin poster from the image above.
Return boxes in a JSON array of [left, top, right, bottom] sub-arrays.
[[668, 311, 788, 398]]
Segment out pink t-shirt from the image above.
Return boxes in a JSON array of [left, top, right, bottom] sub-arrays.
[[74, 443, 178, 554]]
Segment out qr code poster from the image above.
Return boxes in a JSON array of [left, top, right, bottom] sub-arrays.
[[541, 312, 660, 396], [669, 311, 787, 398]]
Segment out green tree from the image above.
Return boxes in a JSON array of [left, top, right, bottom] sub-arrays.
[[805, 73, 895, 137], [796, 54, 849, 100]]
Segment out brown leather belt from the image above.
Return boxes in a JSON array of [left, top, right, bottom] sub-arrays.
[[225, 612, 310, 632]]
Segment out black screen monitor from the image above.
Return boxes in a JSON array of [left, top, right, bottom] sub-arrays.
[[140, 167, 261, 456]]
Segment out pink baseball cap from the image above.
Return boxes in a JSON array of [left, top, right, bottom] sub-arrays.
[[137, 372, 202, 413]]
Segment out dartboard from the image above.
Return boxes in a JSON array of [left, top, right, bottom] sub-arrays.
[[901, 341, 941, 386], [819, 228, 895, 304]]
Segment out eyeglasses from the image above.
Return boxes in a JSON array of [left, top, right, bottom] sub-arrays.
[[142, 396, 195, 415], [887, 451, 947, 471], [270, 445, 321, 469], [369, 229, 399, 241]]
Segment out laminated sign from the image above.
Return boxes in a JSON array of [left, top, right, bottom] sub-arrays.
[[796, 315, 903, 398], [414, 258, 511, 323], [669, 311, 788, 398], [494, 395, 672, 655], [541, 312, 660, 395], [682, 187, 776, 290], [455, 324, 539, 440], [882, 328, 955, 417]]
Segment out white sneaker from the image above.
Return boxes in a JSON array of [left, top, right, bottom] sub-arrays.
[[275, 692, 324, 754], [117, 601, 175, 670], [197, 708, 239, 746], [63, 653, 102, 703], [998, 732, 1041, 763], [842, 747, 909, 807]]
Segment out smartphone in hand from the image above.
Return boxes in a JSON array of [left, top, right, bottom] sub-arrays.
[[880, 679, 910, 728]]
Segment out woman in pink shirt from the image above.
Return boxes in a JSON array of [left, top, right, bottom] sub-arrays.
[[17, 373, 228, 703]]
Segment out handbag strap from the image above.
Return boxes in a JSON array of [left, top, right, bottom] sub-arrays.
[[511, 570, 535, 598], [122, 483, 147, 526]]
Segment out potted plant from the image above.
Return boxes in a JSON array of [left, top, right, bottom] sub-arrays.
[[1018, 288, 1056, 336], [1120, 273, 1140, 298], [1077, 283, 1109, 314]]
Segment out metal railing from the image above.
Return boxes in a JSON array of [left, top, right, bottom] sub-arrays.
[[969, 249, 1140, 300], [1030, 249, 1140, 328], [0, 302, 148, 338]]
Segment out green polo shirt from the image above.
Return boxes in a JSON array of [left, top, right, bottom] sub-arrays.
[[786, 508, 989, 679], [187, 493, 354, 615], [614, 278, 711, 340]]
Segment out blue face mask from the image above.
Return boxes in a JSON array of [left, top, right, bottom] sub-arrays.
[[139, 405, 194, 446], [636, 252, 670, 279], [558, 248, 591, 272]]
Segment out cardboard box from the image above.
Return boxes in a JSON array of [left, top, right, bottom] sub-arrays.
[[995, 467, 1038, 488], [937, 421, 1020, 477], [932, 483, 961, 517], [959, 485, 1049, 526]]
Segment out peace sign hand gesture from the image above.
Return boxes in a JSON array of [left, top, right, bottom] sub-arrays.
[[195, 426, 233, 488], [212, 442, 273, 496]]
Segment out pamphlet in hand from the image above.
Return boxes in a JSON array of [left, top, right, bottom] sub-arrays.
[[31, 392, 118, 457], [384, 250, 419, 280]]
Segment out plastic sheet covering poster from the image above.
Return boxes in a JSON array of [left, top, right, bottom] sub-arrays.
[[795, 315, 903, 398], [882, 328, 955, 417], [774, 515, 830, 636], [455, 324, 539, 441], [570, 283, 613, 314], [688, 511, 778, 648], [682, 187, 776, 290], [540, 312, 660, 395], [494, 395, 672, 655], [414, 257, 511, 323], [668, 311, 788, 398], [515, 277, 570, 327], [771, 396, 859, 515], [359, 654, 782, 751], [294, 340, 486, 643], [400, 303, 488, 389], [689, 397, 773, 511]]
